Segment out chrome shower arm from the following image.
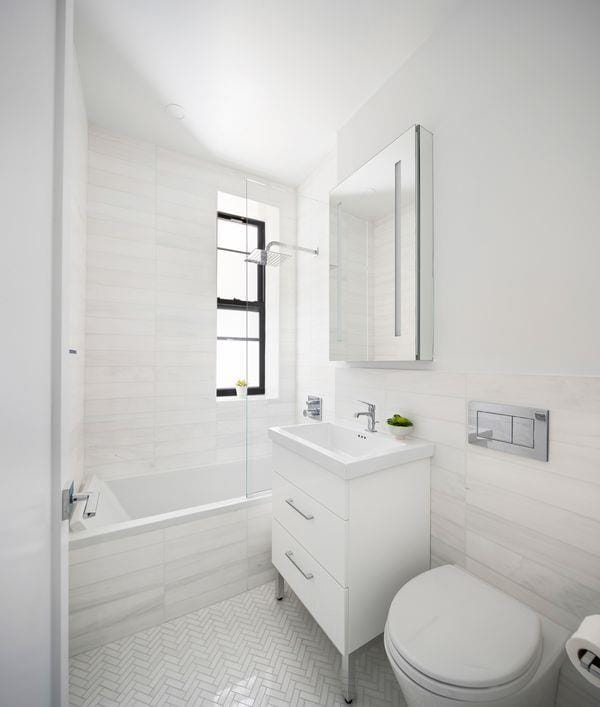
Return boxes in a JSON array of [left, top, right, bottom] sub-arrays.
[[265, 241, 319, 256]]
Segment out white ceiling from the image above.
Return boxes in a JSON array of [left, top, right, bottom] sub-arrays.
[[75, 0, 462, 185]]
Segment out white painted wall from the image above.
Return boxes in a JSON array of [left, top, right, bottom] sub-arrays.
[[73, 0, 464, 185], [337, 0, 600, 376], [0, 1, 57, 704], [297, 2, 600, 704]]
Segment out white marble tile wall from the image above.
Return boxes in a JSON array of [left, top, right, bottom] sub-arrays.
[[367, 213, 416, 361], [330, 210, 369, 362], [557, 660, 600, 707], [296, 155, 337, 422], [84, 126, 297, 491], [335, 367, 600, 705], [69, 498, 274, 654]]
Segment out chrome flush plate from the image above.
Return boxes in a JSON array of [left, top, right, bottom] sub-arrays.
[[468, 401, 549, 461]]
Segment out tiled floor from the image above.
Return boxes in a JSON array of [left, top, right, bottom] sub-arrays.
[[70, 581, 405, 707]]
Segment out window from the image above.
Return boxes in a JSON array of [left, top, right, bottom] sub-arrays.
[[216, 211, 266, 396]]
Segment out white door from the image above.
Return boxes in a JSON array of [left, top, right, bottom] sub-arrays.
[[0, 0, 68, 705], [57, 0, 79, 703]]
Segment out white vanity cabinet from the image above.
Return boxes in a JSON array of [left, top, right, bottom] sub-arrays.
[[269, 423, 433, 703]]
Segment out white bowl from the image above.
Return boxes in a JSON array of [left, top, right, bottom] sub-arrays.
[[387, 424, 413, 439]]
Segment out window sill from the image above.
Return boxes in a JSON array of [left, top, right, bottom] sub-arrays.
[[216, 394, 279, 402]]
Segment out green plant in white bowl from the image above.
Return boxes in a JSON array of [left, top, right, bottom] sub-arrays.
[[386, 413, 414, 438], [235, 379, 248, 397]]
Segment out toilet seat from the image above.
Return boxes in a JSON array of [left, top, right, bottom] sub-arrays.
[[385, 565, 543, 702], [385, 625, 542, 702]]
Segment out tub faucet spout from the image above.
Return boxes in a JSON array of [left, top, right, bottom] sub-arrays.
[[62, 480, 100, 520]]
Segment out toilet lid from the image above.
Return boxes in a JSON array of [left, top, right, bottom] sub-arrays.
[[386, 565, 542, 690]]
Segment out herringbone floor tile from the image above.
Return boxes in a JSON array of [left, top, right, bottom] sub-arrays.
[[70, 581, 405, 707]]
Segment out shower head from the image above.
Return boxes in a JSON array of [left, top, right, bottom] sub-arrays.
[[244, 240, 318, 268], [245, 248, 292, 267]]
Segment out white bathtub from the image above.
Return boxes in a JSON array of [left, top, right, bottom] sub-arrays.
[[69, 465, 274, 655], [71, 460, 246, 533]]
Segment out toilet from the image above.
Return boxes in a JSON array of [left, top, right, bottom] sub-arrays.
[[384, 565, 569, 707]]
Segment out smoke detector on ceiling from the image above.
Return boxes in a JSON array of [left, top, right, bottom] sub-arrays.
[[164, 103, 185, 120]]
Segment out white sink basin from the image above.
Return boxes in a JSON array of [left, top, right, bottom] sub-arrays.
[[268, 422, 434, 478]]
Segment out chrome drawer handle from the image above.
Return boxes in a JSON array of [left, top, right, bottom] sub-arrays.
[[284, 550, 314, 580], [285, 498, 314, 520]]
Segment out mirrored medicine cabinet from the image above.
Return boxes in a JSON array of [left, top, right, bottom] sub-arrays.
[[329, 124, 433, 362]]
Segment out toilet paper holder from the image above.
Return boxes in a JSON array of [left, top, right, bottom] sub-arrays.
[[580, 650, 600, 678]]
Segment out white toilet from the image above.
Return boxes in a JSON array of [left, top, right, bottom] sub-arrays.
[[384, 565, 569, 707]]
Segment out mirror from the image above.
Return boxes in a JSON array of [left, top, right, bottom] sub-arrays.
[[329, 124, 433, 361]]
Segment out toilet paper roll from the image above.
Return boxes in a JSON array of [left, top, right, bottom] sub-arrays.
[[566, 615, 600, 688]]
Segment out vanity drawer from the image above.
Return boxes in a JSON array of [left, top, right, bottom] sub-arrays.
[[273, 444, 348, 519], [273, 472, 347, 586], [272, 520, 347, 654]]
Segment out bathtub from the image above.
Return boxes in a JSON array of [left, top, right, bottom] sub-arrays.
[[69, 465, 274, 655]]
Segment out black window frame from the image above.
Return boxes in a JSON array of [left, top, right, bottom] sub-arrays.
[[216, 211, 266, 397]]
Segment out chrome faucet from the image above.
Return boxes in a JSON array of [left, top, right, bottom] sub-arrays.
[[354, 400, 379, 433], [61, 480, 100, 520]]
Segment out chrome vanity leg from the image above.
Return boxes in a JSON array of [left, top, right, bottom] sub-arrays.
[[341, 652, 354, 704], [276, 571, 284, 600]]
